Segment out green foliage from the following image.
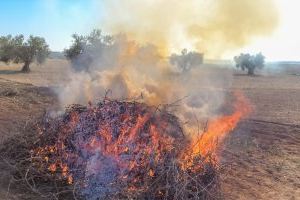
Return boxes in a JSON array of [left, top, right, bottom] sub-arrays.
[[0, 34, 49, 72], [170, 49, 203, 72], [0, 35, 23, 63], [64, 29, 114, 71], [234, 53, 265, 75], [64, 34, 87, 61]]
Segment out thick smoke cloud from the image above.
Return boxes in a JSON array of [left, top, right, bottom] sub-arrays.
[[58, 0, 278, 133], [100, 0, 279, 58], [58, 34, 231, 134]]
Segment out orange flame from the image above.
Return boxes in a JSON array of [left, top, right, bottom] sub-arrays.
[[32, 92, 251, 187], [188, 91, 251, 159]]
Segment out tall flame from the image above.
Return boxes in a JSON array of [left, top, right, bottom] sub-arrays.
[[187, 91, 251, 159]]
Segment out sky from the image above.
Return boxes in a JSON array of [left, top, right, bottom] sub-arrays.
[[0, 0, 103, 52], [0, 0, 299, 61], [234, 0, 300, 61]]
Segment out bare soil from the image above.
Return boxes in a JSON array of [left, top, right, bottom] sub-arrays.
[[0, 79, 57, 143], [221, 72, 300, 200], [0, 60, 299, 199]]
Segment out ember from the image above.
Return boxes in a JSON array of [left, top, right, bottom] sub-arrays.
[[33, 101, 189, 199], [31, 100, 218, 199], [0, 93, 250, 199]]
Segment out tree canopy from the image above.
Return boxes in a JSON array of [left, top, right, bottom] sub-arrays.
[[0, 35, 49, 72], [64, 29, 114, 71], [234, 53, 265, 75], [169, 49, 203, 72]]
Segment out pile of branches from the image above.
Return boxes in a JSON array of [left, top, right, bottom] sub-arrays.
[[0, 100, 220, 200]]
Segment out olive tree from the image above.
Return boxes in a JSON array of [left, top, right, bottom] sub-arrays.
[[64, 29, 113, 71], [170, 49, 203, 72], [234, 53, 265, 75], [65, 29, 163, 72], [0, 35, 49, 73]]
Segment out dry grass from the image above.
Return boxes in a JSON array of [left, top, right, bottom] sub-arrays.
[[0, 59, 71, 87]]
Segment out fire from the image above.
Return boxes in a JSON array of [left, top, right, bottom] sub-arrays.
[[185, 91, 251, 160], [30, 92, 251, 198], [48, 163, 56, 173]]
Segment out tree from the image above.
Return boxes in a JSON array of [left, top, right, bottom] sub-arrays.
[[0, 35, 49, 73], [64, 34, 87, 67], [170, 49, 203, 72], [64, 29, 114, 71], [234, 53, 265, 75], [65, 29, 162, 72]]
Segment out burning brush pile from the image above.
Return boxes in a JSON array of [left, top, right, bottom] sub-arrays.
[[0, 93, 250, 200]]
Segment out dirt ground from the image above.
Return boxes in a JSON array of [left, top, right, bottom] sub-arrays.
[[221, 73, 300, 200], [0, 60, 71, 141], [0, 60, 299, 199]]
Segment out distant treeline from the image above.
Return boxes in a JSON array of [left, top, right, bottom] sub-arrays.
[[48, 51, 65, 59]]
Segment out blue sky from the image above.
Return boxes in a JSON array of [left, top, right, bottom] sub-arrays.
[[0, 0, 102, 51], [0, 0, 299, 60]]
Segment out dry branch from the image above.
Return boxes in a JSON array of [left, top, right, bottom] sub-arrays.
[[0, 100, 220, 200]]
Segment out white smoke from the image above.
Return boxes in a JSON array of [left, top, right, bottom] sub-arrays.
[[57, 35, 233, 134]]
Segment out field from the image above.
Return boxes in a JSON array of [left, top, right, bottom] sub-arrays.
[[222, 72, 300, 199], [0, 60, 299, 199]]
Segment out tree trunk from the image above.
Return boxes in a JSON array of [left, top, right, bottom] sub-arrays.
[[247, 67, 254, 76], [21, 62, 30, 73]]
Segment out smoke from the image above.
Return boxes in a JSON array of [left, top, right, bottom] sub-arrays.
[[58, 34, 232, 134], [100, 0, 279, 58], [58, 0, 278, 132], [188, 0, 279, 58]]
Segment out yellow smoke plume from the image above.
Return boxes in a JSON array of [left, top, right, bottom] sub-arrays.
[[100, 0, 279, 58]]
